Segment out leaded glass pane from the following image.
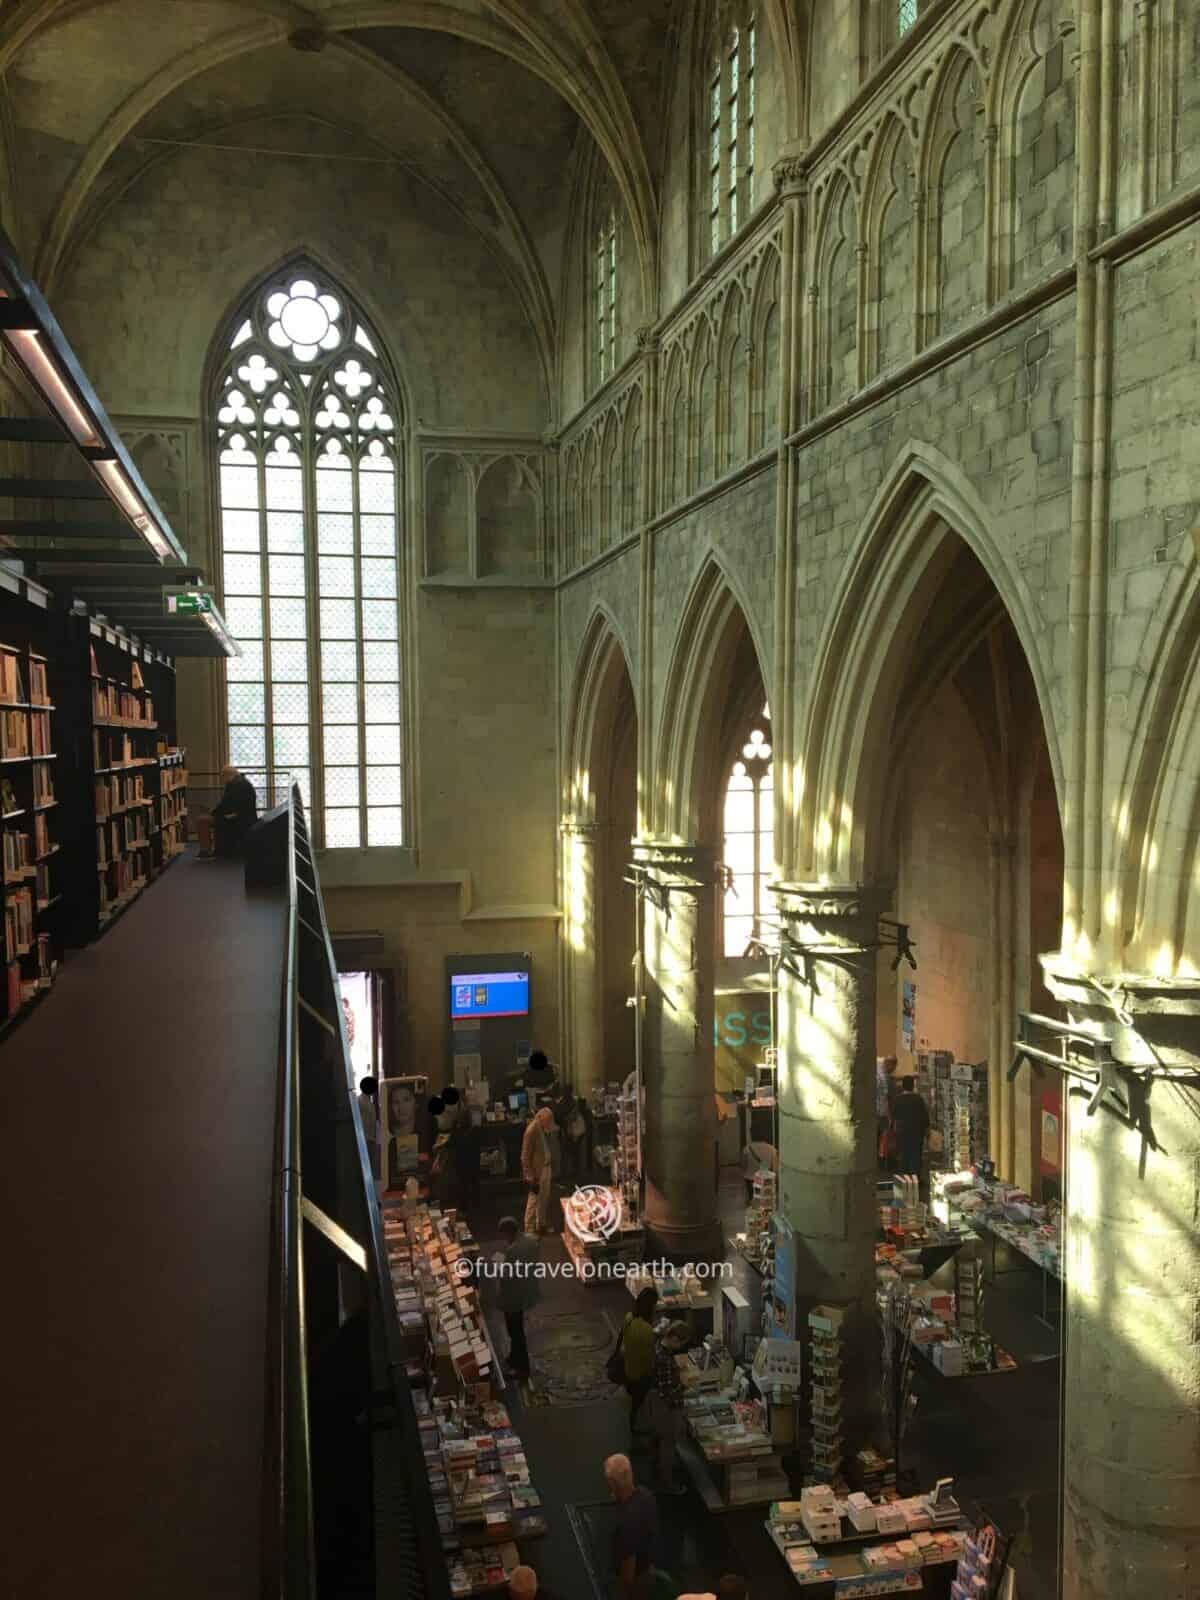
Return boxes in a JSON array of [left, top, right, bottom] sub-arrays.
[[220, 463, 259, 508], [898, 0, 917, 33], [321, 641, 358, 680], [324, 767, 361, 806], [270, 597, 307, 639], [271, 641, 308, 681], [223, 552, 261, 594], [364, 683, 400, 722], [320, 597, 356, 637], [323, 724, 360, 763], [367, 807, 403, 846], [274, 726, 310, 766], [226, 640, 264, 681], [221, 507, 260, 549], [366, 723, 401, 765], [324, 809, 361, 848], [316, 460, 353, 512], [267, 511, 305, 553], [265, 462, 303, 510], [357, 466, 394, 513], [272, 682, 310, 724], [268, 553, 306, 596], [318, 513, 354, 554], [224, 597, 262, 638], [362, 600, 398, 640], [319, 556, 356, 597], [366, 767, 402, 806], [229, 725, 266, 766], [359, 515, 394, 556], [219, 268, 404, 848], [360, 559, 396, 599], [322, 682, 358, 723], [291, 769, 311, 809], [363, 642, 399, 681], [228, 683, 267, 723]]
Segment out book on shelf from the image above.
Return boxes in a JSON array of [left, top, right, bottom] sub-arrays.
[[3, 829, 34, 881], [2, 708, 28, 759], [31, 714, 50, 757], [33, 767, 54, 807], [29, 660, 48, 707], [0, 649, 28, 704], [5, 886, 33, 956]]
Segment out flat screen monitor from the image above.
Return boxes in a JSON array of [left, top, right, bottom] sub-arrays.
[[508, 1093, 521, 1111], [450, 969, 530, 1020]]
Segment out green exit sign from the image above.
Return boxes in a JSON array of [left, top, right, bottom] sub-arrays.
[[164, 590, 213, 615]]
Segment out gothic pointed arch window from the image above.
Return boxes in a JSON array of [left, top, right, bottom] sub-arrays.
[[722, 703, 773, 956], [897, 0, 918, 35], [706, 6, 757, 260], [214, 268, 405, 849]]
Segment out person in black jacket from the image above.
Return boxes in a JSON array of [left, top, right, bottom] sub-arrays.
[[212, 765, 258, 857]]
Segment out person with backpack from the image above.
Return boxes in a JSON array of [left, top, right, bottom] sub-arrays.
[[609, 1286, 658, 1447]]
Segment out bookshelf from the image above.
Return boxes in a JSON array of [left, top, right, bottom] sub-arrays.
[[0, 642, 61, 1029], [87, 639, 186, 931], [52, 615, 185, 945]]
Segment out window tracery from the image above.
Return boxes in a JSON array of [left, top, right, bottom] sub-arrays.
[[722, 702, 773, 956], [215, 270, 404, 849]]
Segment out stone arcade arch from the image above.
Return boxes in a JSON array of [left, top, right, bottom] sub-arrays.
[[561, 608, 638, 1096], [773, 446, 1066, 1428], [636, 558, 771, 1256]]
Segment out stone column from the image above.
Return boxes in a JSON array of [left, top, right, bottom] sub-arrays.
[[561, 820, 603, 1094], [774, 883, 881, 1421], [1043, 961, 1200, 1600], [633, 841, 721, 1259]]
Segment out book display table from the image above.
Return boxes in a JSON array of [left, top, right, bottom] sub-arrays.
[[766, 1485, 967, 1593], [677, 1394, 789, 1510], [383, 1201, 547, 1594]]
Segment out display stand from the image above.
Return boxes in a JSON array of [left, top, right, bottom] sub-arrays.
[[808, 1305, 848, 1484]]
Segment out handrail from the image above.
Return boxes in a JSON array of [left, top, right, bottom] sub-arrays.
[[263, 780, 450, 1600], [263, 781, 315, 1599]]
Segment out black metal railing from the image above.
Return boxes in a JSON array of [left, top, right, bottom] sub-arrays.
[[264, 782, 449, 1600]]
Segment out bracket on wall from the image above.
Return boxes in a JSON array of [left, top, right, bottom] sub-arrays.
[[745, 916, 917, 995], [1006, 1013, 1200, 1145]]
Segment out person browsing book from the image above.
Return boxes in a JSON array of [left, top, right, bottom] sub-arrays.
[[210, 765, 257, 858], [621, 1287, 659, 1445]]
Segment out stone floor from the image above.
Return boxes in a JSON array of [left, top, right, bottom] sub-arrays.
[[470, 1171, 1062, 1599]]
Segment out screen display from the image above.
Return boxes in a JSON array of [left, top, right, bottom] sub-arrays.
[[450, 970, 530, 1020]]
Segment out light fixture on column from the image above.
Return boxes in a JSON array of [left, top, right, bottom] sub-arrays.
[[0, 224, 185, 564]]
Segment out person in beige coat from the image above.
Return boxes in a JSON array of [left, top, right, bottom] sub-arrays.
[[521, 1105, 555, 1234]]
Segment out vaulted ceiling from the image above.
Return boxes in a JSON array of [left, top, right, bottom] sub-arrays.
[[0, 0, 679, 365]]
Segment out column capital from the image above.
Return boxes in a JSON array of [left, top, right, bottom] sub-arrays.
[[631, 838, 714, 887], [559, 817, 600, 840], [1041, 955, 1200, 1020], [769, 880, 883, 924], [772, 156, 807, 198], [635, 324, 659, 354]]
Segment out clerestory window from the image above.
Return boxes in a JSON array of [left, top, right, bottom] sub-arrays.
[[708, 11, 756, 259]]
